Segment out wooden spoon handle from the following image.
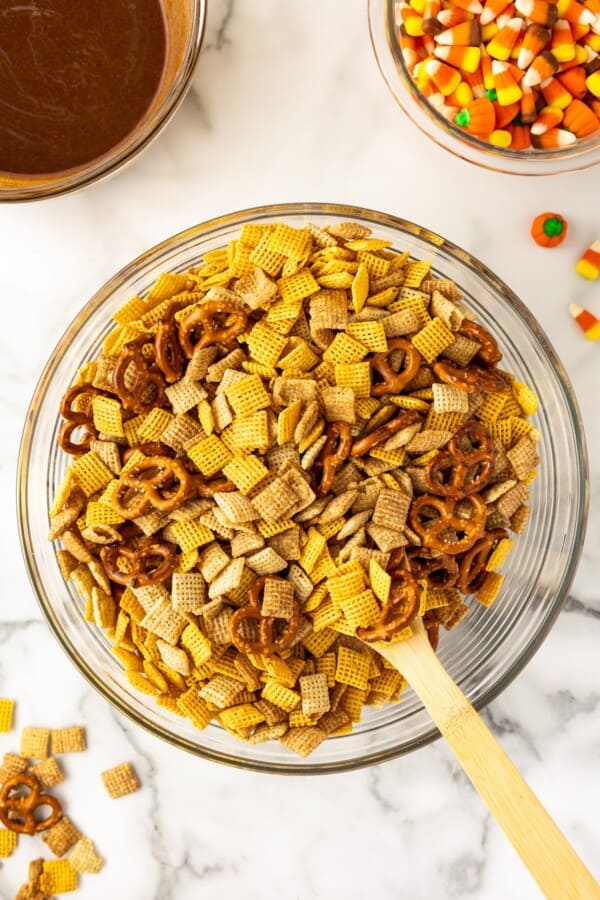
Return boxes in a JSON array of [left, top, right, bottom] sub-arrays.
[[377, 622, 600, 900]]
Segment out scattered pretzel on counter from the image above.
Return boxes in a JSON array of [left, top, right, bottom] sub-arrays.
[[49, 221, 540, 757], [0, 774, 62, 836]]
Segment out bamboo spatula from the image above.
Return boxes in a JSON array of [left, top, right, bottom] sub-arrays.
[[368, 619, 600, 900]]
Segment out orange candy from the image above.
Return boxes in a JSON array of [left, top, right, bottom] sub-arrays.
[[454, 96, 497, 132], [563, 98, 600, 134], [530, 212, 568, 247]]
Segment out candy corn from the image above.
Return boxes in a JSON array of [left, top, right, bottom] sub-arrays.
[[515, 0, 558, 26], [530, 104, 564, 131], [522, 50, 560, 85], [487, 17, 524, 57], [517, 24, 552, 67], [426, 58, 463, 93], [395, 0, 600, 151], [575, 241, 600, 279], [551, 19, 577, 60], [568, 304, 600, 339], [435, 21, 482, 44], [481, 0, 512, 25], [531, 125, 577, 146], [492, 59, 523, 102]]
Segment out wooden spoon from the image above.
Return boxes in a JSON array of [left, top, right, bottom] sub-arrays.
[[368, 618, 600, 900]]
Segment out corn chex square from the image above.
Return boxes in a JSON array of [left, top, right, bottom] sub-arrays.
[[335, 647, 371, 690], [0, 698, 15, 733], [39, 859, 78, 893]]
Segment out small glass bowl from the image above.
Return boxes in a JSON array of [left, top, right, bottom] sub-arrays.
[[18, 203, 588, 773], [369, 0, 600, 175], [0, 0, 206, 202]]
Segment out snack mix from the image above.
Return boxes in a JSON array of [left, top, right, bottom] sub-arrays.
[[48, 221, 540, 757]]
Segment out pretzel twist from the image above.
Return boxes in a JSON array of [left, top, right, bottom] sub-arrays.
[[0, 774, 62, 835], [229, 576, 300, 657], [408, 494, 486, 555], [58, 382, 106, 455], [425, 420, 495, 497], [103, 537, 177, 588], [357, 569, 422, 642], [351, 410, 421, 457], [406, 546, 459, 588], [370, 337, 421, 397], [457, 528, 508, 594], [113, 335, 168, 413], [155, 303, 186, 383], [314, 421, 353, 496], [178, 300, 248, 358], [458, 320, 502, 367], [113, 456, 192, 518]]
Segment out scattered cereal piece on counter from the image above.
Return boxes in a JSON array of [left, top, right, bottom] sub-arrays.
[[20, 727, 50, 760], [530, 212, 568, 247], [39, 859, 78, 894], [0, 827, 18, 857], [0, 752, 28, 783], [568, 303, 600, 340], [101, 762, 141, 799], [0, 698, 15, 733], [42, 816, 81, 858], [51, 727, 86, 755], [68, 837, 105, 874], [29, 756, 65, 790], [575, 240, 600, 279]]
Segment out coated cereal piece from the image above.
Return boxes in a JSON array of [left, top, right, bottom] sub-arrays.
[[207, 557, 245, 599], [247, 722, 289, 743], [165, 379, 207, 415], [496, 482, 530, 520], [200, 675, 243, 708], [302, 627, 338, 658], [139, 601, 187, 645], [186, 434, 233, 477], [299, 673, 330, 716], [230, 410, 270, 451], [432, 382, 470, 414], [0, 698, 15, 733], [372, 488, 411, 531], [171, 572, 206, 614], [39, 859, 78, 894], [335, 362, 371, 398], [246, 321, 288, 366], [0, 752, 28, 782], [369, 558, 391, 603], [429, 290, 464, 330], [261, 578, 296, 618], [335, 646, 371, 690], [101, 761, 141, 798], [320, 386, 356, 424], [20, 726, 50, 759], [441, 334, 480, 367], [507, 437, 538, 481], [42, 816, 81, 857], [262, 681, 301, 712], [29, 756, 65, 789], [486, 537, 514, 571], [68, 837, 105, 874], [0, 829, 17, 857], [246, 547, 287, 575], [510, 504, 529, 535], [252, 476, 298, 523], [411, 317, 455, 363], [199, 543, 230, 582], [169, 520, 214, 554], [323, 332, 368, 365], [476, 572, 504, 607], [177, 690, 213, 729], [406, 430, 453, 454], [381, 308, 420, 337], [51, 727, 86, 754], [346, 320, 388, 352], [338, 589, 382, 631], [222, 454, 269, 494]]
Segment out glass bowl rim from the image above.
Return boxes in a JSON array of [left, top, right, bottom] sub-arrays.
[[368, 0, 600, 176], [0, 0, 208, 203], [17, 201, 589, 774]]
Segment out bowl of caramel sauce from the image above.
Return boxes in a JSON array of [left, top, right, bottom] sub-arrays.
[[0, 0, 206, 201]]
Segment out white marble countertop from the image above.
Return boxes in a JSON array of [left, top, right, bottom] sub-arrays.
[[1, 1, 599, 898]]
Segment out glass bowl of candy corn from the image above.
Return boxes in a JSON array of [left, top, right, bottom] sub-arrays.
[[18, 204, 587, 773], [369, 0, 600, 173]]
